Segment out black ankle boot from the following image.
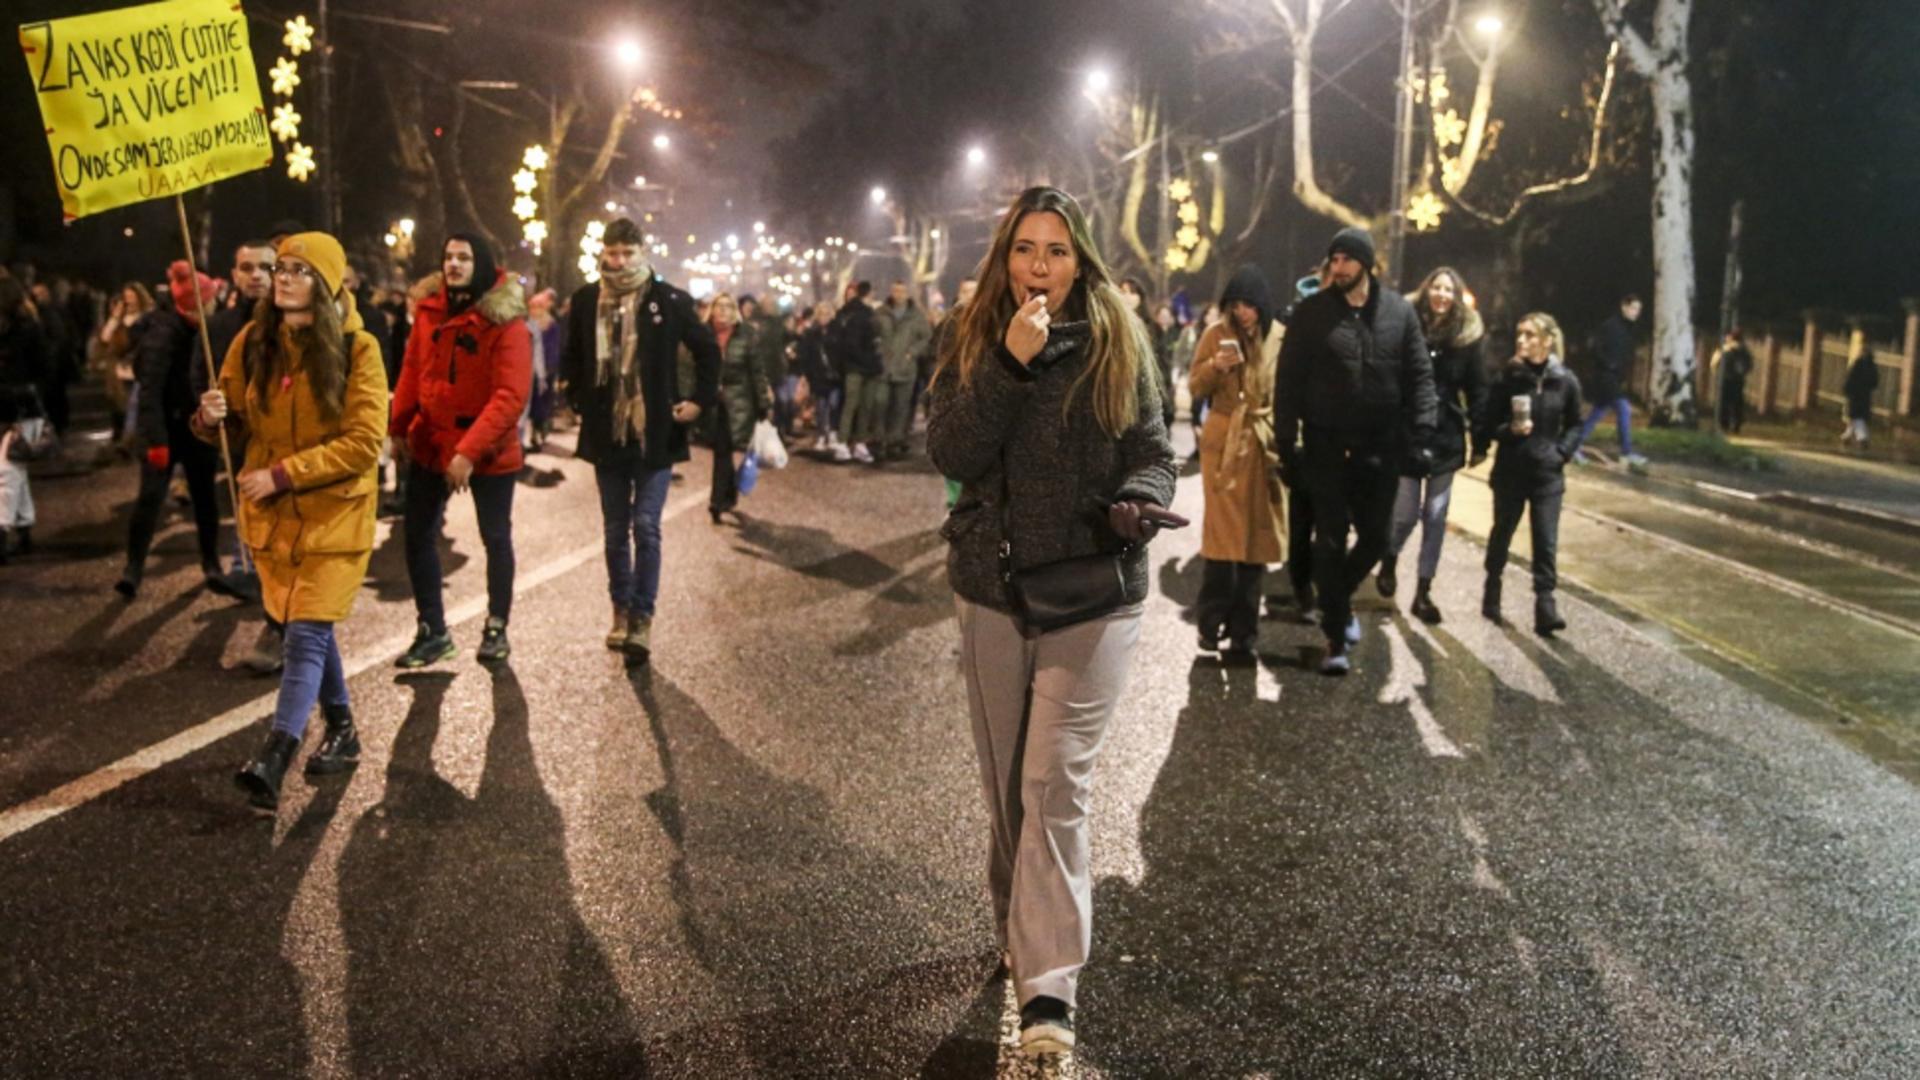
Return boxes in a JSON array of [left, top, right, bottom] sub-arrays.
[[1481, 575, 1503, 624], [304, 705, 361, 776], [1534, 593, 1567, 637], [1411, 577, 1443, 625], [1376, 559, 1398, 599], [235, 730, 301, 813], [13, 526, 28, 555]]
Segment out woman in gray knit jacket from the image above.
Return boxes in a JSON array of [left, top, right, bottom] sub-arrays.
[[926, 186, 1183, 1058]]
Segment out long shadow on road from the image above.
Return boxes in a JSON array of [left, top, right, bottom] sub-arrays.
[[339, 667, 643, 1076]]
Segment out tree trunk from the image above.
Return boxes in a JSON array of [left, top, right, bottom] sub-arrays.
[[1645, 21, 1699, 426]]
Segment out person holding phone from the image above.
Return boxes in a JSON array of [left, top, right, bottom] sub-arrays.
[[927, 186, 1182, 1058], [1478, 312, 1583, 636], [1190, 265, 1286, 655]]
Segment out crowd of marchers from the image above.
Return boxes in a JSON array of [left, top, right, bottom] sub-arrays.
[[0, 182, 1899, 1065]]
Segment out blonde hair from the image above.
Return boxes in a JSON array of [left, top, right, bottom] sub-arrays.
[[1517, 311, 1565, 361], [933, 186, 1151, 439]]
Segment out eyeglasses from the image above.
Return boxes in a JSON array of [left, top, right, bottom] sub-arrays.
[[271, 263, 320, 282]]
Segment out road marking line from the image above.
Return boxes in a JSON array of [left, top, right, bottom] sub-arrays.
[[0, 490, 705, 845], [1378, 621, 1465, 758]]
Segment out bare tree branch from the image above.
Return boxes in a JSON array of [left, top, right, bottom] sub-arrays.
[[1441, 42, 1621, 226]]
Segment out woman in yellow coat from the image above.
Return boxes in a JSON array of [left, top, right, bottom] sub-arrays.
[[192, 232, 388, 814], [1189, 265, 1286, 654]]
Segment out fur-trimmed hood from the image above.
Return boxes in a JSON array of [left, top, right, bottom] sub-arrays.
[[411, 270, 527, 326]]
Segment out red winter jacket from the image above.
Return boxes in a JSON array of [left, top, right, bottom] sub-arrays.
[[391, 272, 532, 476]]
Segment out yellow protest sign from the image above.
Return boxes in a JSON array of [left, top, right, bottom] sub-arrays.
[[18, 0, 272, 221]]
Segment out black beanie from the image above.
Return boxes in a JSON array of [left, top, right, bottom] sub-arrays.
[[1327, 227, 1376, 273], [444, 232, 498, 315]]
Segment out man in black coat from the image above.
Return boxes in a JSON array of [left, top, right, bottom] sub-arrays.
[[116, 264, 223, 599], [1575, 293, 1646, 466], [561, 217, 721, 661], [194, 240, 277, 645], [1273, 227, 1438, 676]]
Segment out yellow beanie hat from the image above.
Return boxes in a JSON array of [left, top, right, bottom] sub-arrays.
[[277, 232, 348, 297]]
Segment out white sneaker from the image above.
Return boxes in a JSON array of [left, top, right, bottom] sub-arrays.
[[851, 443, 874, 464], [1625, 453, 1649, 468], [812, 435, 830, 451], [832, 444, 852, 462]]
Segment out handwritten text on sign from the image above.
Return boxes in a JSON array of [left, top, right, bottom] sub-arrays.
[[19, 0, 271, 220]]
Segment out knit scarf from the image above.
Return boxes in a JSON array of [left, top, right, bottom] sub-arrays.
[[595, 264, 651, 447]]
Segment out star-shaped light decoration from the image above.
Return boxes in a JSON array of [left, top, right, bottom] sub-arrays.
[[523, 220, 549, 244], [578, 254, 600, 283], [1408, 190, 1445, 232], [1441, 157, 1465, 192], [1167, 177, 1193, 203], [1176, 200, 1200, 226], [270, 103, 302, 143], [1434, 109, 1467, 149], [283, 16, 315, 57], [1175, 224, 1201, 250], [1427, 69, 1451, 107], [270, 57, 301, 96], [285, 141, 315, 182], [512, 168, 538, 195], [522, 145, 550, 172], [1164, 246, 1189, 272], [512, 195, 538, 220]]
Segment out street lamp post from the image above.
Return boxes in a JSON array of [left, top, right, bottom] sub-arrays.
[[1385, 0, 1416, 290]]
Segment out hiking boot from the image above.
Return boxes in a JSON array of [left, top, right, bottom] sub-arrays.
[[477, 616, 511, 665], [1410, 577, 1443, 625], [235, 729, 301, 814], [1482, 575, 1504, 625], [1018, 996, 1075, 1057], [1376, 560, 1398, 599], [624, 615, 652, 663], [304, 705, 361, 776], [395, 621, 457, 669], [242, 622, 285, 675], [607, 607, 632, 650], [1535, 594, 1567, 637]]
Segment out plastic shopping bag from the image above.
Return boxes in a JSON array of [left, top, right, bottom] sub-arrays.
[[749, 419, 789, 470], [737, 450, 760, 496]]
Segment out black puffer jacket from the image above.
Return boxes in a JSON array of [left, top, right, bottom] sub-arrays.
[[1480, 358, 1585, 495], [1406, 303, 1488, 476], [927, 306, 1177, 616], [1273, 278, 1437, 454], [135, 306, 197, 446], [827, 300, 882, 378]]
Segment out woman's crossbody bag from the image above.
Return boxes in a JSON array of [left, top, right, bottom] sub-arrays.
[[996, 462, 1133, 635]]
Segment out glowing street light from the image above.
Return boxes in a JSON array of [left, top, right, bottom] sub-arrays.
[[965, 145, 987, 167], [1085, 68, 1112, 97], [753, 221, 766, 234], [652, 133, 671, 150], [613, 38, 643, 71], [1201, 149, 1220, 164], [1474, 13, 1504, 38], [869, 185, 888, 206]]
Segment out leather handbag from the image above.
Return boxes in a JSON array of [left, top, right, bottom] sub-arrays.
[[997, 465, 1132, 635]]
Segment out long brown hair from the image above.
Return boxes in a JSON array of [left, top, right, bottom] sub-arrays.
[[935, 186, 1151, 439], [243, 284, 348, 421], [1409, 266, 1471, 346]]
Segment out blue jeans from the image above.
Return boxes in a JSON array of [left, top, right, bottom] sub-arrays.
[[595, 457, 672, 618], [1387, 472, 1455, 580], [273, 621, 347, 740], [1579, 397, 1634, 457]]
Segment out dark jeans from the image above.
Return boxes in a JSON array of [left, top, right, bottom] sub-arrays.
[[595, 455, 672, 618], [272, 620, 347, 740], [709, 404, 739, 512], [404, 462, 516, 633], [1302, 437, 1399, 645], [1286, 481, 1315, 602], [126, 418, 220, 576], [1485, 485, 1563, 596], [1198, 559, 1266, 646], [1718, 382, 1747, 433]]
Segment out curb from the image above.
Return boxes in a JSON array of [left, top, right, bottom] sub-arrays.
[[1757, 491, 1920, 539]]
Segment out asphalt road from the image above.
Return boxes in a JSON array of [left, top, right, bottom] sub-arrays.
[[2, 434, 1917, 1078]]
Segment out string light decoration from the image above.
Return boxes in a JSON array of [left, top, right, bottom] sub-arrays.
[[512, 145, 550, 253], [578, 220, 606, 284], [1165, 176, 1204, 271], [271, 16, 314, 182]]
